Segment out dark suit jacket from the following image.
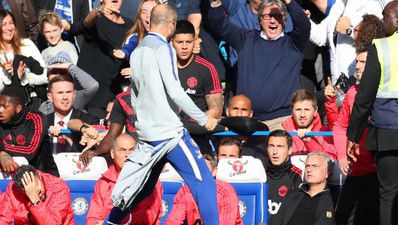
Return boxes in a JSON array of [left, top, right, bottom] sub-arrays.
[[47, 109, 99, 153], [272, 184, 335, 225]]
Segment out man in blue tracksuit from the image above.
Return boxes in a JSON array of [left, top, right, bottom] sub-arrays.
[[108, 4, 220, 225]]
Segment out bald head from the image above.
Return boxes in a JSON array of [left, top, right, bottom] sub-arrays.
[[113, 133, 136, 147], [150, 4, 177, 27], [226, 94, 253, 117], [111, 134, 137, 170], [382, 0, 398, 36]]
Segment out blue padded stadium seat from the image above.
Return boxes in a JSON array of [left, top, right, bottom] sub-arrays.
[[160, 181, 184, 225], [67, 180, 97, 225], [159, 163, 185, 225], [230, 182, 268, 225], [217, 156, 268, 225], [54, 153, 108, 224]]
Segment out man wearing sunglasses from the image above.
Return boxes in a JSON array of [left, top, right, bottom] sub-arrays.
[[208, 0, 310, 131]]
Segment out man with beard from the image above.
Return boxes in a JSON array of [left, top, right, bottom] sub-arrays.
[[347, 1, 398, 224], [282, 89, 337, 160]]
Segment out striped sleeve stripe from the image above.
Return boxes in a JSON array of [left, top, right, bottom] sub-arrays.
[[178, 139, 203, 181], [5, 112, 43, 154], [290, 165, 302, 176], [194, 56, 222, 93]]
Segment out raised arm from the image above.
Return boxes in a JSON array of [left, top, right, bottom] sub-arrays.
[[207, 0, 247, 51], [286, 0, 311, 52], [69, 65, 99, 110]]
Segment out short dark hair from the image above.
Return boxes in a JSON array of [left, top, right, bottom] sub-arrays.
[[1, 87, 25, 107], [217, 136, 243, 157], [48, 74, 75, 92], [13, 165, 39, 189], [291, 89, 317, 109], [47, 68, 70, 77], [268, 129, 293, 148], [203, 153, 217, 169], [173, 20, 195, 37]]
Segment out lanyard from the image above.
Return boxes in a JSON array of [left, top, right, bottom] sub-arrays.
[[147, 33, 178, 80]]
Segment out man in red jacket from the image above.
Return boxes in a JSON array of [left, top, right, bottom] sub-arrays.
[[325, 46, 379, 224], [165, 154, 242, 225], [282, 89, 337, 160], [86, 133, 163, 225], [0, 165, 75, 225]]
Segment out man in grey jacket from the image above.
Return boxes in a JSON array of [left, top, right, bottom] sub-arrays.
[[109, 4, 220, 225]]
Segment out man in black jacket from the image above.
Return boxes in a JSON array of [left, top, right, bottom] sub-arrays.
[[347, 2, 398, 225], [266, 130, 302, 221], [272, 152, 335, 225], [0, 87, 58, 176]]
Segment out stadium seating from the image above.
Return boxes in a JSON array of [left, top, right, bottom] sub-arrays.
[[54, 153, 108, 225], [159, 163, 184, 225], [217, 156, 268, 225]]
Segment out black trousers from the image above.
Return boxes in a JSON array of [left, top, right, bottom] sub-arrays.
[[335, 173, 379, 225], [377, 151, 398, 225]]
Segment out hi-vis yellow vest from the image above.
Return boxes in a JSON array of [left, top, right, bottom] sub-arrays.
[[374, 32, 398, 98]]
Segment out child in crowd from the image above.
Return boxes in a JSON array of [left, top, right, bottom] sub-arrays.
[[39, 11, 78, 65]]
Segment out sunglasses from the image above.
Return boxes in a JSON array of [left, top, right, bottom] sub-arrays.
[[261, 13, 284, 21]]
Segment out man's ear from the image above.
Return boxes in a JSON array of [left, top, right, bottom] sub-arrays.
[[110, 149, 115, 159], [288, 147, 293, 156], [47, 92, 52, 102], [16, 104, 23, 114], [212, 166, 218, 177]]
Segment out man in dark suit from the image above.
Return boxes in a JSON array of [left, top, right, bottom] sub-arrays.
[[347, 2, 398, 224], [47, 72, 98, 153], [272, 152, 335, 225]]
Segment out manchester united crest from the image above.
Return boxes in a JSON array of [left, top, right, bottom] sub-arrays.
[[187, 77, 198, 88]]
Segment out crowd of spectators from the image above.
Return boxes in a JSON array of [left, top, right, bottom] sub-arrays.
[[0, 0, 397, 224]]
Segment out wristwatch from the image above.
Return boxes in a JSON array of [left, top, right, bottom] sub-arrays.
[[346, 26, 353, 35], [32, 200, 41, 206]]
